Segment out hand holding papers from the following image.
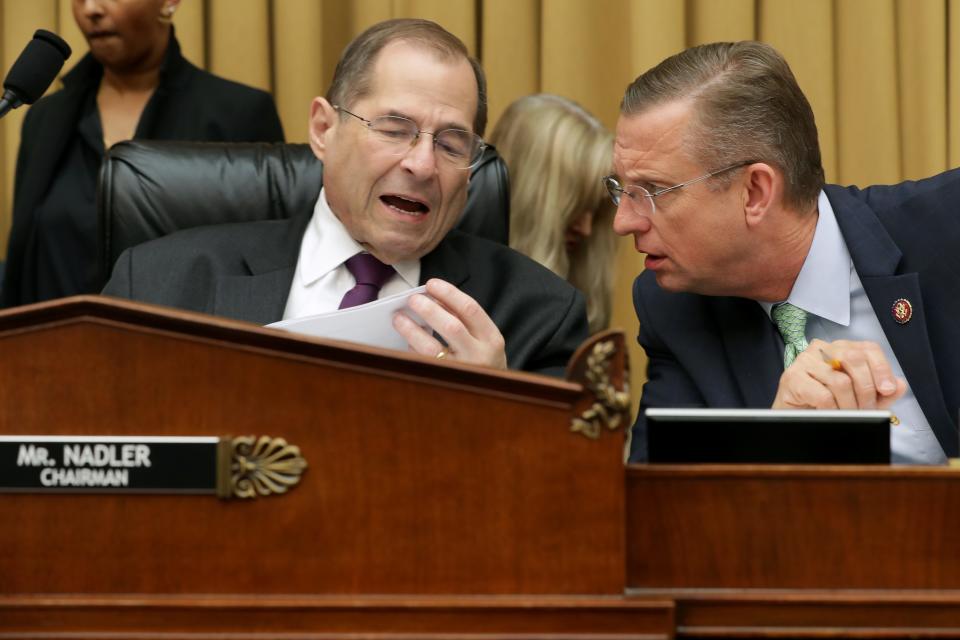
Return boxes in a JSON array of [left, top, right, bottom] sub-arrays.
[[392, 279, 508, 370], [267, 286, 429, 352], [268, 279, 509, 370]]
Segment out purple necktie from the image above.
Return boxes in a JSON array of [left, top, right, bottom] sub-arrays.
[[338, 253, 395, 309]]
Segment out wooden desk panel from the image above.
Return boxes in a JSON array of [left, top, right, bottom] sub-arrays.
[[626, 464, 960, 591], [0, 595, 675, 640], [0, 299, 627, 597]]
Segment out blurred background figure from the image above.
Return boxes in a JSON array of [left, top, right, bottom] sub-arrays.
[[490, 94, 616, 333], [1, 0, 284, 308]]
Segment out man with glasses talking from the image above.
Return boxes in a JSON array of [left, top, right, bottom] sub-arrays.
[[613, 41, 959, 463], [103, 19, 587, 375]]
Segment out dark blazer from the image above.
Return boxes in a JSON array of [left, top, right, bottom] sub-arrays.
[[102, 213, 589, 376], [629, 169, 960, 461], [1, 34, 284, 307]]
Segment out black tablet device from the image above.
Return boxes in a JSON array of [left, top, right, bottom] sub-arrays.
[[646, 408, 891, 464]]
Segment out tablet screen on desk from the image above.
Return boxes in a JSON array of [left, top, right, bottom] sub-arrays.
[[646, 408, 890, 464]]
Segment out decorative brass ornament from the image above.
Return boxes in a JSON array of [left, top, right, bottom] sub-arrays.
[[571, 340, 631, 439], [219, 435, 308, 499]]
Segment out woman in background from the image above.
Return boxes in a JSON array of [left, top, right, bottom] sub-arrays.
[[490, 94, 616, 333], [2, 0, 284, 308]]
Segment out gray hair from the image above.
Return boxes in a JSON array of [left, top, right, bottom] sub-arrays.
[[621, 41, 824, 210], [327, 18, 487, 136]]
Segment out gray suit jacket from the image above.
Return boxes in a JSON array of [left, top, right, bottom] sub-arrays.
[[103, 213, 589, 376]]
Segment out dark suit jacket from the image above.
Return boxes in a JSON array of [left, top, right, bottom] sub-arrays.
[[1, 34, 284, 308], [102, 213, 589, 376], [629, 169, 960, 461]]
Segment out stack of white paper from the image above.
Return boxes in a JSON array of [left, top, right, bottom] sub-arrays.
[[266, 285, 429, 352]]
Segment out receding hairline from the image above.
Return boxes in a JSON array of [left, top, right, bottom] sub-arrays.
[[368, 39, 475, 97], [615, 46, 748, 169], [326, 19, 488, 135], [347, 40, 480, 136], [614, 97, 706, 172], [618, 41, 825, 209]]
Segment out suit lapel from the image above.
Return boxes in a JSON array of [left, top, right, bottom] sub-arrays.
[[212, 215, 309, 325], [419, 235, 468, 287], [133, 33, 191, 138], [861, 273, 957, 455], [9, 83, 90, 251], [214, 268, 296, 325], [827, 185, 958, 456], [712, 296, 783, 407]]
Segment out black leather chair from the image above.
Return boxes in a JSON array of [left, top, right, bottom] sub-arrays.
[[96, 141, 510, 289]]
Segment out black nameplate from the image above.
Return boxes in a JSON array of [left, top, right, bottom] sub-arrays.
[[0, 436, 219, 493]]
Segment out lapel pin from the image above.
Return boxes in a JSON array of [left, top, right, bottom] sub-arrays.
[[892, 298, 913, 324]]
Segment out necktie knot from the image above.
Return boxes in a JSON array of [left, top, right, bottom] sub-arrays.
[[345, 253, 394, 287], [772, 302, 809, 368], [339, 253, 395, 309]]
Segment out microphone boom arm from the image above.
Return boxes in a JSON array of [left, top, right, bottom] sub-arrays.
[[0, 89, 24, 120]]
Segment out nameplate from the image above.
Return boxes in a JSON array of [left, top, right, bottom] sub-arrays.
[[0, 435, 308, 498], [0, 436, 218, 493]]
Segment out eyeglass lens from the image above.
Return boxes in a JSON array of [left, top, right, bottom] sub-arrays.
[[604, 176, 653, 214], [368, 115, 481, 168]]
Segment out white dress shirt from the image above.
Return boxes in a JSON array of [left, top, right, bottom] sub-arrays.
[[282, 188, 421, 320], [759, 191, 945, 465]]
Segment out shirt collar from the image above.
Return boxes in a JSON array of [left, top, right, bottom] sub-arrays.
[[298, 188, 420, 287], [759, 190, 852, 326]]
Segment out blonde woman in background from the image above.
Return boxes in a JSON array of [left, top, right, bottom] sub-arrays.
[[490, 94, 617, 333]]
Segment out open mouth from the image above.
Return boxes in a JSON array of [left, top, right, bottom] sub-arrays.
[[381, 194, 429, 217], [644, 254, 666, 269]]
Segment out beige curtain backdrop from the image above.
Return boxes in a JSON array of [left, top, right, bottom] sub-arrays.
[[2, 0, 958, 410]]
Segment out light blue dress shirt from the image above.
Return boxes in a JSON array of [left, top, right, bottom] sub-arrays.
[[759, 191, 946, 465]]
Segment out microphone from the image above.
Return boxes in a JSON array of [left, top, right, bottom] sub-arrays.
[[0, 29, 71, 120]]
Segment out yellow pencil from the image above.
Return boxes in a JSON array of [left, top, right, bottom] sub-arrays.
[[820, 348, 900, 425], [819, 348, 843, 372]]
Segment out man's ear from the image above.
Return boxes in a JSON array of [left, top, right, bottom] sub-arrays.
[[308, 97, 338, 161], [742, 162, 779, 228]]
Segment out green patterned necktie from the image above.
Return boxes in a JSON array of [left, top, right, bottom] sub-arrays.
[[771, 302, 809, 368]]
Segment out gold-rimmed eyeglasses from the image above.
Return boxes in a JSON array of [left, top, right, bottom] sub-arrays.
[[335, 106, 486, 170], [603, 160, 755, 216]]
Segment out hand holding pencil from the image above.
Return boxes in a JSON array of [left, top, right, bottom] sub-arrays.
[[772, 338, 907, 410], [819, 347, 843, 372]]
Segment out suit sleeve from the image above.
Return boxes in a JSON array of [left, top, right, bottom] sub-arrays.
[[529, 288, 589, 377], [12, 107, 35, 202], [101, 248, 134, 299], [1, 107, 39, 307], [628, 275, 707, 462]]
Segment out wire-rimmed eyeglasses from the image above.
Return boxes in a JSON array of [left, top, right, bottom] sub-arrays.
[[603, 160, 755, 216], [335, 106, 486, 170]]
